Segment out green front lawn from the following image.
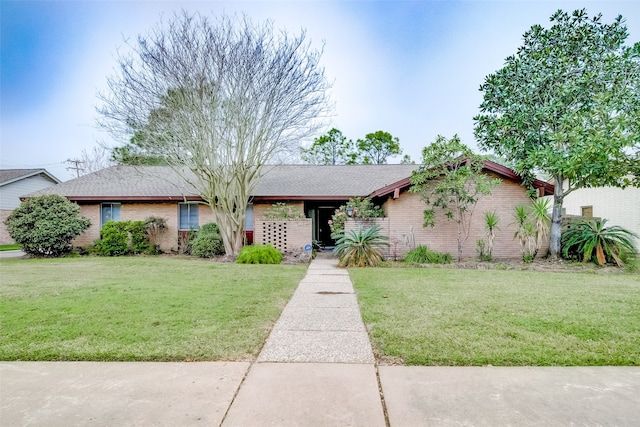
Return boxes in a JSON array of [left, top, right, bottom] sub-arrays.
[[0, 244, 22, 251], [351, 268, 640, 366], [0, 257, 306, 361]]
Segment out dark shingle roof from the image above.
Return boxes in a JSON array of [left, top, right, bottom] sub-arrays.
[[0, 169, 61, 186], [25, 165, 420, 201]]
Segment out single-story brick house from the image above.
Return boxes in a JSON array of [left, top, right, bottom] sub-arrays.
[[25, 163, 553, 259]]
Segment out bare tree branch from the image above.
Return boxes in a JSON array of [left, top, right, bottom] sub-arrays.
[[97, 12, 331, 255]]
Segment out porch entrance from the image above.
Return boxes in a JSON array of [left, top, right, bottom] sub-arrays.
[[305, 202, 343, 248]]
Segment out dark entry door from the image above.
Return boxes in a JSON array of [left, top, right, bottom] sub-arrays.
[[318, 208, 336, 247]]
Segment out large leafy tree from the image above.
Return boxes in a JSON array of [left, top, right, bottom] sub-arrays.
[[356, 130, 402, 164], [410, 135, 501, 261], [300, 128, 357, 165], [474, 9, 640, 259], [98, 12, 330, 255]]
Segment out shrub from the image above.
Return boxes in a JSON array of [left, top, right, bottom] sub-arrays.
[[144, 216, 167, 251], [263, 203, 306, 220], [236, 244, 283, 264], [191, 223, 225, 258], [95, 221, 130, 256], [128, 221, 150, 254], [94, 220, 158, 256], [4, 195, 91, 257], [562, 218, 638, 267], [404, 245, 452, 264], [330, 197, 384, 238], [334, 225, 389, 267]]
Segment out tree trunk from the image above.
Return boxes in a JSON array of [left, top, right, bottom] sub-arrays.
[[457, 220, 463, 262], [211, 204, 245, 257], [549, 175, 564, 260]]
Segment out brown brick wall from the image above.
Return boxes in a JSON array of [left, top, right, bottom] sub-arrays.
[[0, 210, 14, 245], [382, 177, 548, 260], [344, 218, 391, 258], [254, 219, 312, 253], [253, 202, 311, 253], [73, 201, 215, 253]]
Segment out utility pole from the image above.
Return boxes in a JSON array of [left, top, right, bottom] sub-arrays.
[[65, 158, 85, 178]]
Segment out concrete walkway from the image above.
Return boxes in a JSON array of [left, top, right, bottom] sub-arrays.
[[2, 255, 640, 426], [222, 255, 384, 426], [0, 249, 25, 258]]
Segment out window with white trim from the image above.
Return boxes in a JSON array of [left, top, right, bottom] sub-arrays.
[[179, 203, 199, 230], [101, 203, 121, 227]]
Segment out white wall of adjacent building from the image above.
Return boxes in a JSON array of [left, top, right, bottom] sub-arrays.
[[561, 183, 640, 249]]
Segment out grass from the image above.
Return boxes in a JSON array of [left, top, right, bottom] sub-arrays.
[[0, 244, 21, 251], [351, 268, 640, 366], [0, 257, 306, 361]]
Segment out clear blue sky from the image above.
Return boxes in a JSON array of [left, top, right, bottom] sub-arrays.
[[2, 1, 639, 180]]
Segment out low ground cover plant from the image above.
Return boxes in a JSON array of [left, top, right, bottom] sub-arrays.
[[236, 244, 283, 264], [352, 268, 640, 366], [0, 257, 305, 361], [404, 245, 452, 264]]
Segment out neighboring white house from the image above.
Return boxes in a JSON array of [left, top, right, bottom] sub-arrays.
[[0, 169, 61, 244], [561, 181, 640, 249]]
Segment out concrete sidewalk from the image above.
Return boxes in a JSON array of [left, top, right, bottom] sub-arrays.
[[2, 255, 639, 426], [0, 249, 25, 258]]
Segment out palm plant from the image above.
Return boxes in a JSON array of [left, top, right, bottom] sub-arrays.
[[562, 219, 638, 266], [513, 205, 536, 262], [333, 225, 389, 267], [531, 198, 551, 255], [483, 211, 500, 260]]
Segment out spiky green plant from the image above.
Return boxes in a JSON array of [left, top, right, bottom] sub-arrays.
[[483, 211, 500, 259], [334, 225, 389, 267], [562, 219, 638, 267], [513, 205, 535, 261], [404, 245, 453, 264], [531, 198, 551, 254]]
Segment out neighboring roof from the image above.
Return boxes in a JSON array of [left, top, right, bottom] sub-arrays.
[[368, 160, 554, 198], [0, 169, 61, 187], [24, 162, 551, 202]]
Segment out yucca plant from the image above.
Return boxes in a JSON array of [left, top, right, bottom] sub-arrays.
[[513, 205, 536, 262], [531, 198, 551, 254], [483, 211, 500, 260], [333, 225, 389, 267], [562, 219, 638, 267]]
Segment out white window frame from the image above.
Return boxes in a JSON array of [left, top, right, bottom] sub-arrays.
[[178, 203, 199, 231], [100, 203, 121, 227]]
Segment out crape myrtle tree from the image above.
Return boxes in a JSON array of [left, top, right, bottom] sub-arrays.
[[474, 9, 640, 259], [97, 12, 331, 255]]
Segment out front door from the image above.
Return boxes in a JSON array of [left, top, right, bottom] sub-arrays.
[[317, 208, 336, 247]]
